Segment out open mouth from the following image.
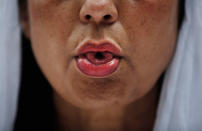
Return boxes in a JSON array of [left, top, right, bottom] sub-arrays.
[[75, 41, 122, 77]]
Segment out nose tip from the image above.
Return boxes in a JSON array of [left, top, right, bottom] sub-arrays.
[[80, 0, 118, 24]]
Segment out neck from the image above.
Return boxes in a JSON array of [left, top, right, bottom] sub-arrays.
[[53, 85, 159, 131]]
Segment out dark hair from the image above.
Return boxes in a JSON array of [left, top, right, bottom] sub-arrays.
[[18, 0, 26, 6], [178, 0, 185, 29]]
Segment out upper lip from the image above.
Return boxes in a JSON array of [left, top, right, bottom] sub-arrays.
[[75, 39, 122, 57]]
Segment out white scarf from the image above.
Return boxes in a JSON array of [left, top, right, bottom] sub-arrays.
[[0, 0, 21, 130], [0, 0, 201, 130], [154, 0, 202, 130]]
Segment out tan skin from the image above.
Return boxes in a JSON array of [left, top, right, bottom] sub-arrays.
[[19, 0, 179, 130]]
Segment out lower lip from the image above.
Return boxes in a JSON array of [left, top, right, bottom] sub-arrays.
[[75, 57, 120, 77]]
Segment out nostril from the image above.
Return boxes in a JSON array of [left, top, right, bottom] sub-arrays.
[[85, 14, 91, 20], [103, 14, 111, 21]]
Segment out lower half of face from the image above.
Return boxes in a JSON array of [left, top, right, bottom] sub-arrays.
[[27, 0, 179, 109]]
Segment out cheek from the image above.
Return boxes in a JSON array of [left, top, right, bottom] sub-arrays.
[[28, 0, 81, 56], [118, 0, 178, 91], [123, 2, 178, 60], [28, 1, 79, 82]]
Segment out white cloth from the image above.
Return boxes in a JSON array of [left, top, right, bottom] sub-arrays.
[[0, 0, 21, 131], [154, 0, 202, 130], [0, 0, 202, 130]]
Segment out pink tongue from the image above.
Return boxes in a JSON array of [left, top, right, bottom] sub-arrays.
[[86, 52, 113, 65]]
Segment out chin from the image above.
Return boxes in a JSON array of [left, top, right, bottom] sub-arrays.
[[59, 61, 137, 110], [69, 75, 125, 109]]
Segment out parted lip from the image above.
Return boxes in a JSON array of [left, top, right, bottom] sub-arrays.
[[75, 39, 123, 57]]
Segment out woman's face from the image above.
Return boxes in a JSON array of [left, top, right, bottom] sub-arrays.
[[23, 0, 179, 109]]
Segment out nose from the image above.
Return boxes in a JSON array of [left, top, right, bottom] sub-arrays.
[[80, 0, 118, 24]]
